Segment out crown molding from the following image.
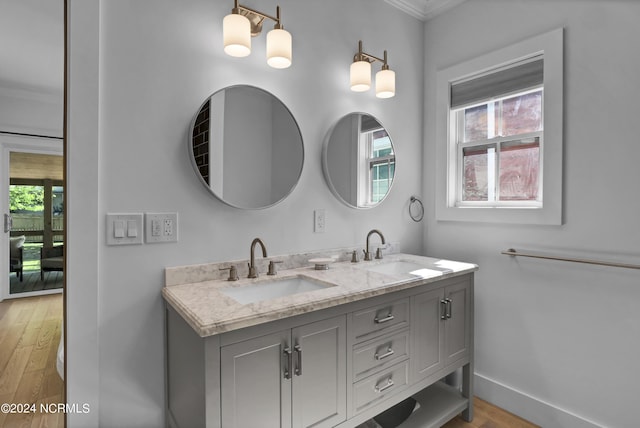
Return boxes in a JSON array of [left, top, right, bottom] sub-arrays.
[[384, 0, 468, 21]]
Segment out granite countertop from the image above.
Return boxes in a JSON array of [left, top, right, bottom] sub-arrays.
[[162, 253, 478, 338]]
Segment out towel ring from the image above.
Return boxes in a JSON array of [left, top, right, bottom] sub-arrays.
[[409, 196, 424, 222]]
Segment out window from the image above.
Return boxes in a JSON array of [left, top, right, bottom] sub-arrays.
[[435, 29, 563, 224], [455, 86, 543, 206], [358, 119, 395, 207], [368, 129, 395, 204]]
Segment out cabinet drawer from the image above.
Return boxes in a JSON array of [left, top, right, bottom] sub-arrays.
[[353, 361, 409, 414], [352, 298, 409, 342], [353, 329, 409, 382]]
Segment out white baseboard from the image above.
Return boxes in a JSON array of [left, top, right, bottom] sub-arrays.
[[474, 373, 603, 428]]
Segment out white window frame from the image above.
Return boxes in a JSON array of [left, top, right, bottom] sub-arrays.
[[454, 87, 543, 207], [435, 28, 563, 225], [358, 127, 395, 207]]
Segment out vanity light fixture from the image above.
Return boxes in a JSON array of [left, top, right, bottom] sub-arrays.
[[223, 0, 292, 69], [350, 40, 396, 98]]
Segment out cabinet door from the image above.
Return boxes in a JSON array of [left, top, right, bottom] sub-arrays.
[[444, 281, 470, 365], [412, 288, 445, 380], [221, 330, 292, 428], [292, 316, 346, 428]]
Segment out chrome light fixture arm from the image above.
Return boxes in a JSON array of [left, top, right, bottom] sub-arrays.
[[232, 0, 284, 36], [354, 40, 389, 69]]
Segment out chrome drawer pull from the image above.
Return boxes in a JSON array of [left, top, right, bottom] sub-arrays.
[[294, 344, 302, 376], [374, 313, 394, 324], [283, 347, 292, 380], [374, 378, 394, 393], [445, 298, 452, 319], [374, 347, 395, 361]]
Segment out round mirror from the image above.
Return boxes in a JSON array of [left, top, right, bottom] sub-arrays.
[[189, 85, 304, 209], [322, 113, 396, 209]]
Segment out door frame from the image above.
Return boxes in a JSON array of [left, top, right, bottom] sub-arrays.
[[0, 133, 63, 301]]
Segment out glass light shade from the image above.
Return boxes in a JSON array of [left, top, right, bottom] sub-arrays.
[[266, 28, 292, 69], [223, 13, 251, 57], [350, 61, 371, 92], [376, 69, 396, 98]]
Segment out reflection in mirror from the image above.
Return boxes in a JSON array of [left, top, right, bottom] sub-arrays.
[[323, 113, 395, 209], [189, 85, 304, 209]]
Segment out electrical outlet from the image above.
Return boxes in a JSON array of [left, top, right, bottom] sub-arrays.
[[164, 218, 173, 236], [314, 209, 326, 233], [145, 213, 178, 243]]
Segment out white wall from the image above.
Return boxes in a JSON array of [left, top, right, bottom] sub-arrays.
[[0, 90, 62, 137], [423, 2, 640, 427], [67, 0, 424, 426]]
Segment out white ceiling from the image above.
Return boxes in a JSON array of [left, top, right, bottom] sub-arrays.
[[0, 0, 461, 100], [384, 0, 468, 21]]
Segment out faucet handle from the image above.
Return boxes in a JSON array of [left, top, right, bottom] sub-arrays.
[[267, 260, 283, 275], [375, 247, 384, 260], [346, 251, 359, 263], [219, 265, 239, 281]]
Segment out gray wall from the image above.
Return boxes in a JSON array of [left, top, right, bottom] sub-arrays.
[[223, 86, 273, 207], [423, 1, 640, 427], [66, 0, 424, 426]]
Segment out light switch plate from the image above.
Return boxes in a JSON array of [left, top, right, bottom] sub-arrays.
[[145, 213, 178, 243], [106, 213, 144, 245]]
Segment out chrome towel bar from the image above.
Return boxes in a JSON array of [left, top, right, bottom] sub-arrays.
[[501, 248, 640, 270]]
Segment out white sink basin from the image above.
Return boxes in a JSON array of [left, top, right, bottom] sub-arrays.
[[221, 276, 332, 304], [361, 260, 448, 278]]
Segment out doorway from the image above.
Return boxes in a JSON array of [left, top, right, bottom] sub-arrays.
[[5, 147, 64, 298]]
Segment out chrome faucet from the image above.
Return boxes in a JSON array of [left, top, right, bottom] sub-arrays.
[[248, 238, 268, 278], [364, 229, 386, 261]]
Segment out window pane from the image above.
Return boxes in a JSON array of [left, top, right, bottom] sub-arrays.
[[463, 145, 495, 201], [53, 186, 64, 234], [499, 137, 540, 201], [463, 103, 498, 142], [502, 90, 543, 136], [372, 130, 392, 157], [371, 161, 395, 203]]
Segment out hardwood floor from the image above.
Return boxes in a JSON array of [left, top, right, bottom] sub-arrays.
[[0, 294, 64, 428], [442, 397, 540, 428]]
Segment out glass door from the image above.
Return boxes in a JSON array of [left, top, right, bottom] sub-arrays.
[[7, 151, 64, 297]]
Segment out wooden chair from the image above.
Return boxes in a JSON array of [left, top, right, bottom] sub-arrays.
[[41, 245, 64, 280]]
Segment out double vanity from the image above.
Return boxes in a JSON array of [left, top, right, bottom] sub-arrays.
[[163, 246, 477, 428]]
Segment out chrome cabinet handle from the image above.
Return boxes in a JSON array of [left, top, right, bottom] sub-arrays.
[[445, 298, 452, 319], [374, 313, 394, 324], [283, 347, 292, 380], [294, 344, 302, 376], [374, 347, 395, 361], [374, 378, 394, 393], [440, 299, 447, 320]]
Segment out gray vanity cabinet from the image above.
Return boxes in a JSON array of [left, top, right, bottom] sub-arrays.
[[166, 272, 474, 428], [442, 280, 471, 366], [412, 279, 471, 381], [220, 316, 347, 428], [220, 330, 292, 428]]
